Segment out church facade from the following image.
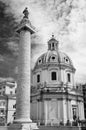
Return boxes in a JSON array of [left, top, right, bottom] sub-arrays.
[[31, 35, 84, 125]]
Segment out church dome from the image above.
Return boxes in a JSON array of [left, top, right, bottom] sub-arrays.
[[34, 35, 75, 71]]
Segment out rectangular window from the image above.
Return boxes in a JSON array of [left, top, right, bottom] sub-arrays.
[[37, 74, 40, 83], [72, 106, 77, 120], [67, 73, 71, 82], [51, 72, 57, 80], [52, 43, 54, 48]]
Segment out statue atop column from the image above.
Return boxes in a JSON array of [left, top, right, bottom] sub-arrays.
[[23, 7, 29, 19]]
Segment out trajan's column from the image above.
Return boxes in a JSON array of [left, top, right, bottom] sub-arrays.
[[9, 8, 38, 130]]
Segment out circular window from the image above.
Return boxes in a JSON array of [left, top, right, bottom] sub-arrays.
[[52, 57, 55, 60], [38, 59, 42, 64], [64, 57, 68, 62]]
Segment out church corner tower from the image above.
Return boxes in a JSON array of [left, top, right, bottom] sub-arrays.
[[31, 35, 84, 126]]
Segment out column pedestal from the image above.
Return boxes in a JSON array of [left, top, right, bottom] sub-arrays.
[[8, 123, 38, 130]]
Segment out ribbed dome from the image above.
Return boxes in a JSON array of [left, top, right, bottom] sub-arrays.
[[34, 50, 74, 69], [34, 35, 75, 71]]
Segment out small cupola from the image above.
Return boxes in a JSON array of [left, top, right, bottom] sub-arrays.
[[48, 35, 59, 51]]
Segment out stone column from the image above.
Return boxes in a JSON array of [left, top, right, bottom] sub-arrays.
[[15, 7, 35, 123], [8, 8, 38, 130], [15, 30, 31, 122]]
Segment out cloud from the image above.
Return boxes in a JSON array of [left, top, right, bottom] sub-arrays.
[[7, 41, 19, 57], [0, 0, 86, 83]]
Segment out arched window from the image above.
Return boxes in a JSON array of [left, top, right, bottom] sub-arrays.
[[49, 44, 51, 50], [51, 72, 57, 80], [37, 74, 40, 83], [67, 73, 71, 82], [52, 43, 54, 50]]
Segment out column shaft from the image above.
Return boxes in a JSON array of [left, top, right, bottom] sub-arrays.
[[16, 30, 31, 122]]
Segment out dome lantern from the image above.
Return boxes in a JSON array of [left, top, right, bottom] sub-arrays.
[[48, 35, 59, 51]]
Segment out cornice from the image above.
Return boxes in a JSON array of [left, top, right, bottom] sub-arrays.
[[33, 63, 75, 74]]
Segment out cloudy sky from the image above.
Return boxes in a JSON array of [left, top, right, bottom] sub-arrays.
[[0, 0, 86, 83]]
